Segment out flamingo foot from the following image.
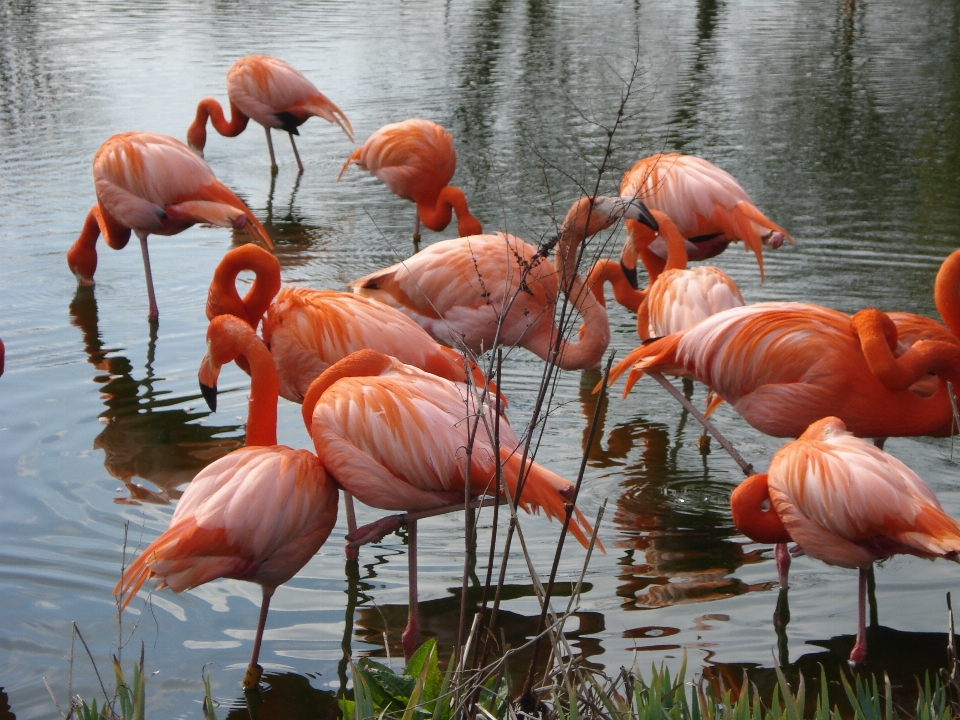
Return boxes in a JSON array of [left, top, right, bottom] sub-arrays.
[[763, 232, 785, 250], [346, 515, 404, 549], [849, 637, 867, 665]]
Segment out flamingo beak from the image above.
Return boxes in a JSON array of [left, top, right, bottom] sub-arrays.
[[198, 352, 221, 412], [200, 381, 218, 412], [615, 197, 659, 234]]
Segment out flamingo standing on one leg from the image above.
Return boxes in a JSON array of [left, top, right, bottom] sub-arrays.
[[337, 119, 482, 243], [115, 315, 338, 689], [67, 132, 272, 322], [296, 350, 598, 660], [205, 244, 500, 404], [187, 55, 353, 174], [731, 416, 960, 664], [607, 249, 960, 441], [350, 196, 659, 370]]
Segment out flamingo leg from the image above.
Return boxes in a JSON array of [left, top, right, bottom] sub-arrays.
[[264, 127, 278, 174], [243, 585, 276, 690], [401, 520, 420, 662], [344, 492, 359, 560], [288, 133, 304, 174], [137, 234, 159, 323], [850, 565, 869, 664], [412, 212, 421, 246], [775, 542, 791, 588]]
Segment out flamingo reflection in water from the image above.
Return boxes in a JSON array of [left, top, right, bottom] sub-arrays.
[[69, 286, 240, 505]]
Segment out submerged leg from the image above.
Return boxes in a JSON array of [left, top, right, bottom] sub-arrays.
[[138, 235, 159, 323], [243, 585, 276, 690], [850, 565, 869, 664], [288, 133, 304, 174], [264, 127, 278, 174], [401, 520, 420, 662]]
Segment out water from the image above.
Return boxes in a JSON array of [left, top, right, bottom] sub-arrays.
[[1, 0, 959, 717]]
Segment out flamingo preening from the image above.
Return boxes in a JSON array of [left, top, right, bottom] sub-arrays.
[[351, 196, 658, 370], [115, 315, 338, 690], [67, 132, 272, 322], [731, 416, 960, 664], [338, 119, 482, 242], [187, 55, 353, 173]]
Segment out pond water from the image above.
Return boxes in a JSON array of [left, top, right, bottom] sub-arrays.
[[2, 0, 960, 717]]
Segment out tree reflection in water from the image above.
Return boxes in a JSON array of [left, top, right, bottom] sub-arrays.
[[69, 286, 241, 504]]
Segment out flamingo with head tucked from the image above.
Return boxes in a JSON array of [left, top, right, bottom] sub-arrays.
[[67, 132, 272, 322], [297, 349, 598, 660], [350, 195, 659, 370], [608, 250, 960, 442], [187, 55, 353, 173], [338, 119, 482, 242], [731, 416, 960, 664], [115, 315, 338, 689]]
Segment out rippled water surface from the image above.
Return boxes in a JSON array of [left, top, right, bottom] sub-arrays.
[[2, 0, 960, 717]]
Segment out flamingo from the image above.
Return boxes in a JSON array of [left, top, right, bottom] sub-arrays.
[[298, 349, 598, 660], [607, 249, 960, 441], [67, 132, 272, 322], [186, 55, 353, 174], [337, 119, 482, 242], [205, 244, 499, 404], [114, 315, 338, 690], [620, 153, 791, 285], [730, 416, 960, 663], [350, 195, 658, 371]]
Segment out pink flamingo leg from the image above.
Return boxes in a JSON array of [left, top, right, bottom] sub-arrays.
[[850, 565, 869, 664], [412, 212, 421, 244], [288, 133, 304, 174], [264, 127, 278, 173], [775, 542, 791, 588], [344, 493, 359, 560], [138, 234, 159, 322], [401, 520, 420, 662], [243, 585, 276, 690]]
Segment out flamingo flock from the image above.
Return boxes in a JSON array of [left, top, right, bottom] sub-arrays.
[[49, 52, 959, 687]]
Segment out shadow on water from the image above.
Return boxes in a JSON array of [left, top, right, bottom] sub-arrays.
[[0, 688, 14, 720], [705, 587, 951, 717], [69, 286, 241, 504]]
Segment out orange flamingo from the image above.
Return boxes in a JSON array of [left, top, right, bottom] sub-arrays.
[[299, 349, 598, 659], [67, 132, 272, 322], [205, 244, 498, 404], [115, 315, 338, 689], [350, 196, 658, 370], [338, 119, 482, 242], [731, 416, 960, 663], [187, 55, 353, 174], [620, 153, 791, 284], [608, 249, 960, 441]]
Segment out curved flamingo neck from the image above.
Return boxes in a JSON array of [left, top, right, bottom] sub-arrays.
[[417, 186, 481, 236], [207, 317, 279, 446], [206, 245, 282, 329], [585, 258, 646, 312], [651, 210, 688, 272], [935, 249, 960, 338], [187, 98, 250, 152], [301, 350, 394, 434], [67, 206, 102, 284], [730, 473, 792, 544]]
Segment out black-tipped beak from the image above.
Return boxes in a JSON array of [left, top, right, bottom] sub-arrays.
[[631, 201, 658, 234], [200, 382, 218, 412], [621, 259, 640, 290]]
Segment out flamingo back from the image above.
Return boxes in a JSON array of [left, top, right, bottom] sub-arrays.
[[226, 56, 334, 128], [768, 417, 960, 568], [338, 119, 456, 201], [115, 445, 337, 607], [644, 266, 745, 337]]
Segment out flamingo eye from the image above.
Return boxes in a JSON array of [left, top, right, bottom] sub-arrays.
[[760, 499, 771, 512]]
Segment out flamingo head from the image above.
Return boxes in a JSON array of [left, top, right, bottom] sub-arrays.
[[730, 473, 792, 544], [67, 241, 97, 287]]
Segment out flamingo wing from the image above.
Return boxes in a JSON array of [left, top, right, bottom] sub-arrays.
[[768, 419, 960, 568], [645, 266, 744, 337]]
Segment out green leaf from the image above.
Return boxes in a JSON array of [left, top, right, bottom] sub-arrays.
[[360, 659, 416, 705]]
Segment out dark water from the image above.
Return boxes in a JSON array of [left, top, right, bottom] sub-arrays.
[[2, 0, 960, 717]]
